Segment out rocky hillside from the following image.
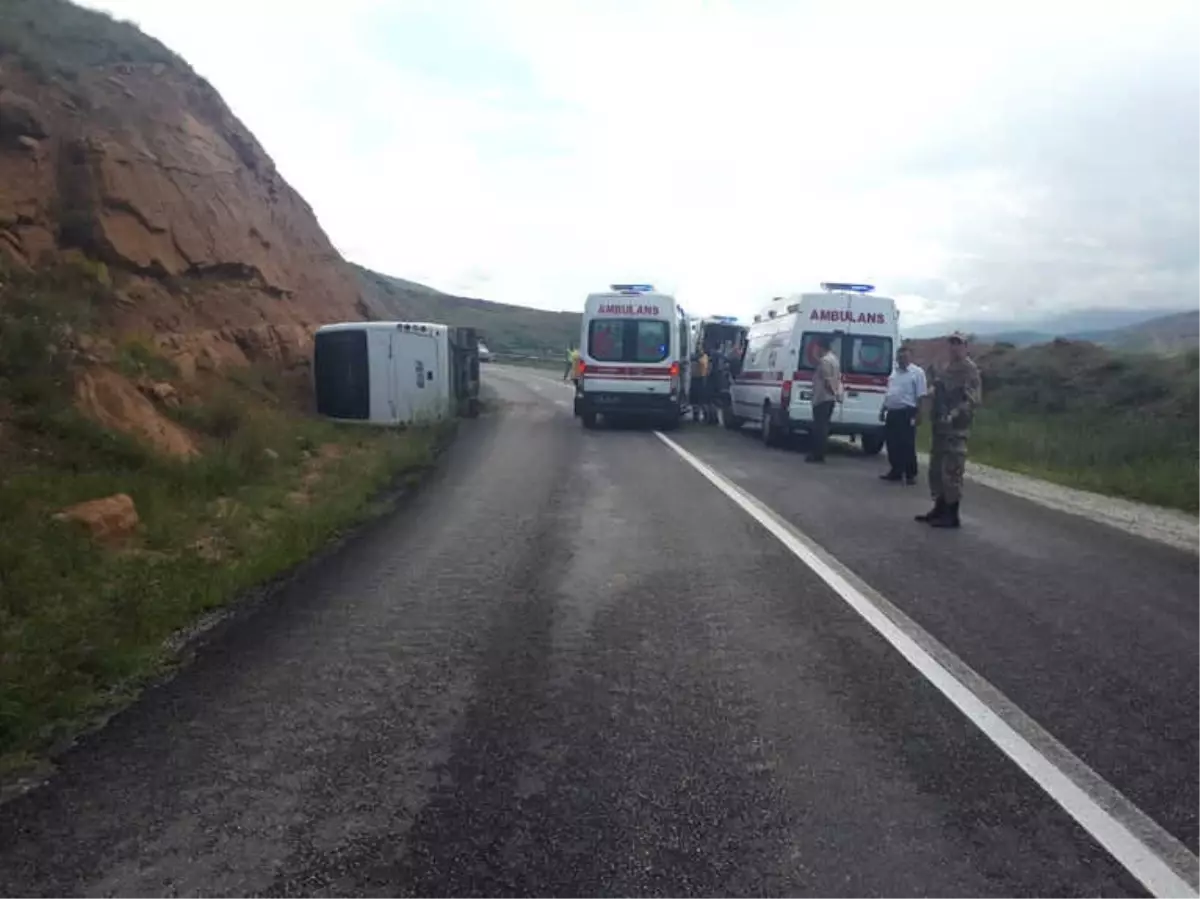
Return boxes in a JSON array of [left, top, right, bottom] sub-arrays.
[[905, 335, 1198, 510], [0, 0, 361, 395], [906, 308, 1199, 353], [0, 1, 444, 776], [1105, 310, 1200, 354], [356, 264, 580, 357], [907, 336, 1198, 422]]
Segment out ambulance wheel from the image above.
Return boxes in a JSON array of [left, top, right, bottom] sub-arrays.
[[659, 411, 680, 431], [719, 404, 742, 431], [861, 433, 885, 456], [760, 403, 782, 447], [582, 410, 598, 429]]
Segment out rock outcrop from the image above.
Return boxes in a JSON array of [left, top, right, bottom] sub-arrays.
[[0, 0, 363, 381], [53, 493, 140, 542], [74, 367, 198, 457]]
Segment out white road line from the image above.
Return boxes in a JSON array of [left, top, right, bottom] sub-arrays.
[[654, 430, 1200, 899]]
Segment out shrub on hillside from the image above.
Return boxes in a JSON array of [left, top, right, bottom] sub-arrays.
[[910, 336, 1198, 510], [0, 0, 186, 80]]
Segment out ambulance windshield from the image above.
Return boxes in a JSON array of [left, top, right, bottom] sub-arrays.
[[588, 319, 670, 363]]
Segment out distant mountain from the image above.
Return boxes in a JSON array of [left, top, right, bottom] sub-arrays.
[[354, 264, 580, 357], [977, 330, 1058, 346], [903, 307, 1194, 342], [1107, 311, 1199, 354]]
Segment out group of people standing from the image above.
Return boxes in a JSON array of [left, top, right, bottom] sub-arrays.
[[804, 332, 982, 529], [689, 340, 743, 424], [564, 332, 981, 529]]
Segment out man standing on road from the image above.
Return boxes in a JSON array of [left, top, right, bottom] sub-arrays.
[[916, 331, 982, 528], [879, 345, 927, 485], [805, 334, 843, 464], [564, 346, 580, 381]]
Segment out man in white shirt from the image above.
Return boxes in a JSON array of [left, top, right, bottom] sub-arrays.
[[878, 344, 927, 485], [805, 334, 844, 464]]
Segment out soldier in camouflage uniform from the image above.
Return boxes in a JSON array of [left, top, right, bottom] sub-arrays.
[[915, 331, 982, 529]]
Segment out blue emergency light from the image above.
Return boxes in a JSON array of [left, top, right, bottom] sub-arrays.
[[611, 283, 654, 293], [711, 315, 739, 323], [821, 282, 875, 293]]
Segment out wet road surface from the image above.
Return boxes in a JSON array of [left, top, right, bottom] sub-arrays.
[[0, 365, 1195, 897]]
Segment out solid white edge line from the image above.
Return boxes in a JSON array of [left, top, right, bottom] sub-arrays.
[[654, 430, 1200, 899]]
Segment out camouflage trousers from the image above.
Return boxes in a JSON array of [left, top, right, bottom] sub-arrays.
[[929, 431, 969, 503]]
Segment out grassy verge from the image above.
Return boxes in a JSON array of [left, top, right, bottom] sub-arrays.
[[917, 406, 1198, 513], [0, 266, 452, 775], [0, 399, 448, 776]]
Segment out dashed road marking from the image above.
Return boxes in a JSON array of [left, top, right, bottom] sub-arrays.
[[655, 429, 1200, 899]]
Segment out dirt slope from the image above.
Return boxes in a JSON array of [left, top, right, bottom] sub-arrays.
[[0, 0, 454, 776], [0, 0, 362, 389]]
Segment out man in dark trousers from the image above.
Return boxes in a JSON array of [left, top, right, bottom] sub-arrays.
[[879, 344, 927, 485], [916, 331, 982, 528], [805, 334, 843, 463]]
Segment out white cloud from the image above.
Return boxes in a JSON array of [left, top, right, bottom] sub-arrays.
[[82, 0, 1199, 325]]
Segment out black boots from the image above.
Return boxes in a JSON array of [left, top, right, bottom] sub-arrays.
[[915, 497, 945, 522], [929, 502, 961, 528], [916, 497, 962, 527]]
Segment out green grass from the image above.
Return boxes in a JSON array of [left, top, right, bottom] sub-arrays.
[[0, 397, 447, 771], [917, 406, 1198, 513], [907, 339, 1198, 513], [0, 263, 452, 772], [115, 336, 179, 382], [0, 0, 185, 81]]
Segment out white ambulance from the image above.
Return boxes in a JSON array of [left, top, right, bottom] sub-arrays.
[[724, 282, 899, 453], [574, 284, 691, 430]]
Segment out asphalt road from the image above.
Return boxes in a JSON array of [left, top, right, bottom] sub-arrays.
[[0, 364, 1195, 897]]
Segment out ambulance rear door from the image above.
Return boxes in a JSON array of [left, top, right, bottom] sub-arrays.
[[793, 291, 851, 424], [840, 293, 896, 431], [582, 292, 676, 397]]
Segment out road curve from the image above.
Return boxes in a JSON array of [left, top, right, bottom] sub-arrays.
[[0, 365, 1193, 897]]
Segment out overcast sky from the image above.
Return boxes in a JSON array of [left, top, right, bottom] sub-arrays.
[[82, 0, 1198, 324]]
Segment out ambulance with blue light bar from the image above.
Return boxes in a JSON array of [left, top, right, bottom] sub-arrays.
[[574, 284, 691, 430], [724, 282, 898, 454]]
